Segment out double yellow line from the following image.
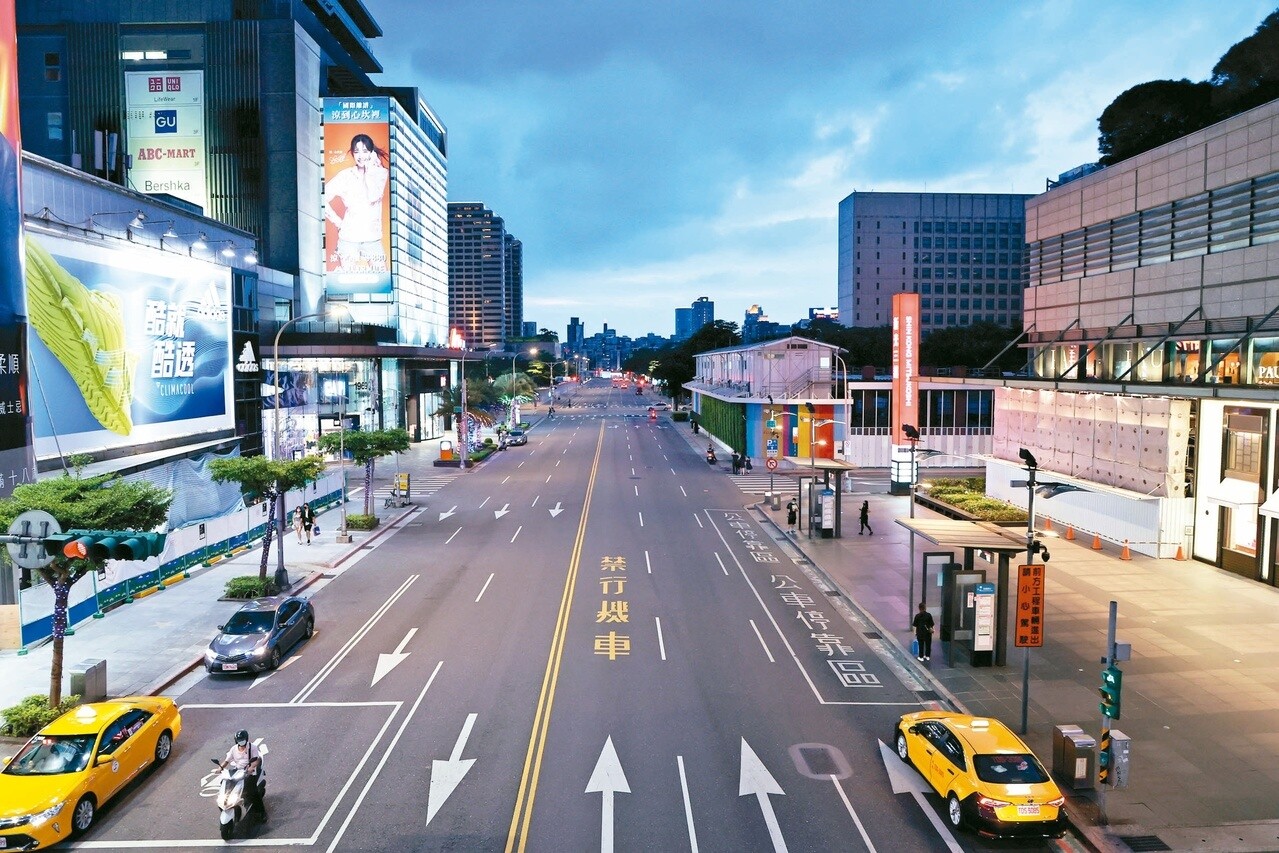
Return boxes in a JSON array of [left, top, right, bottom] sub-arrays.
[[505, 420, 605, 851]]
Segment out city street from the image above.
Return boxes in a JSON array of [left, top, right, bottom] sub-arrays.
[[55, 382, 1059, 851]]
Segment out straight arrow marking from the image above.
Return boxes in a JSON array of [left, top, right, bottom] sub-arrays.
[[495, 503, 510, 519], [371, 628, 416, 686], [438, 506, 457, 521], [426, 713, 478, 826], [585, 736, 630, 853], [877, 741, 963, 851], [549, 501, 564, 517], [739, 738, 787, 853]]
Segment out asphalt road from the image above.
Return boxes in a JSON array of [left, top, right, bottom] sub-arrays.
[[68, 381, 1058, 852]]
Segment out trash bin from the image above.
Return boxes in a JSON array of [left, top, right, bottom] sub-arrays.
[[1061, 731, 1097, 790], [69, 659, 107, 703]]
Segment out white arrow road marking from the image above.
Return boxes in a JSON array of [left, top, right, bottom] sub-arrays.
[[426, 713, 478, 826], [438, 505, 457, 521], [549, 501, 565, 517], [247, 655, 302, 689], [586, 736, 630, 853], [494, 503, 511, 519], [878, 740, 963, 852], [372, 628, 416, 686], [739, 738, 788, 853]]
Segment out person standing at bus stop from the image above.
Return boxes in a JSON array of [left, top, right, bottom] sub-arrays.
[[912, 602, 934, 662]]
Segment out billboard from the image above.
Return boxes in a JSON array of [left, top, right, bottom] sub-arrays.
[[25, 233, 232, 457], [0, 0, 34, 493], [322, 98, 392, 295], [124, 70, 207, 209], [891, 292, 920, 445]]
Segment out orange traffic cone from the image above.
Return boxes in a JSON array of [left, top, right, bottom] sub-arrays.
[[1121, 540, 1131, 560], [1091, 534, 1103, 551], [1065, 526, 1075, 541], [1175, 545, 1186, 561], [1043, 518, 1053, 532]]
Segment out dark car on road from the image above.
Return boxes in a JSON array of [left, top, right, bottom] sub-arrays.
[[205, 595, 315, 674], [507, 428, 528, 446]]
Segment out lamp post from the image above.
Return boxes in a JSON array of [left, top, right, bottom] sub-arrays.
[[832, 352, 850, 461], [271, 307, 345, 580], [335, 385, 351, 544], [904, 424, 921, 626], [459, 345, 469, 471], [804, 402, 816, 538]]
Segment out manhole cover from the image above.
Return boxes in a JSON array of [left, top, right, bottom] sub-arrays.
[[1117, 837, 1172, 852]]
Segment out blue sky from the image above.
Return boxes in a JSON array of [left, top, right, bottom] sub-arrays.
[[367, 1, 1275, 341]]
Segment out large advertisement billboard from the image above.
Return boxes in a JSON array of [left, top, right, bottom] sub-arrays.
[[322, 98, 392, 296], [891, 292, 920, 445], [124, 70, 207, 209], [0, 0, 34, 493], [24, 233, 232, 457]]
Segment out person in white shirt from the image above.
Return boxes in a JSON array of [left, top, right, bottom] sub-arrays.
[[324, 133, 389, 273]]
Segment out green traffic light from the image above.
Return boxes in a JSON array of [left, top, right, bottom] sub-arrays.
[[1099, 665, 1123, 719]]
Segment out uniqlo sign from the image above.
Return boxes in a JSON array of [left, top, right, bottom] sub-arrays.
[[146, 76, 182, 93]]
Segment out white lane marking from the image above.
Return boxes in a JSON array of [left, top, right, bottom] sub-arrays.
[[518, 461, 526, 468], [479, 496, 491, 509], [475, 573, 495, 602], [292, 575, 418, 704], [750, 619, 775, 662], [531, 495, 540, 507], [502, 476, 510, 484], [638, 512, 644, 527], [829, 775, 879, 852], [715, 553, 729, 576], [679, 484, 687, 497], [556, 459, 561, 467], [563, 447, 568, 454], [655, 616, 667, 661], [677, 755, 700, 853], [247, 655, 303, 690], [511, 525, 523, 543], [324, 663, 444, 852], [546, 474, 553, 484], [645, 551, 652, 574], [446, 527, 462, 544], [694, 515, 703, 528], [634, 485, 639, 497]]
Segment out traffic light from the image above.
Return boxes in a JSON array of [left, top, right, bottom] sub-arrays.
[[1099, 664, 1123, 719], [43, 529, 167, 562]]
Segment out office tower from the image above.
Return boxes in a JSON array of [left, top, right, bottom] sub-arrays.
[[505, 233, 523, 342], [567, 317, 585, 352], [691, 296, 714, 331], [674, 307, 694, 341], [449, 202, 518, 349]]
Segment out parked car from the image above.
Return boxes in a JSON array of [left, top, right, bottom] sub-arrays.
[[650, 401, 671, 410], [0, 697, 182, 848], [206, 595, 315, 674], [507, 429, 528, 446], [893, 712, 1066, 838]]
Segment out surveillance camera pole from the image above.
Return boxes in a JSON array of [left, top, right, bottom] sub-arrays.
[[1020, 453, 1038, 735]]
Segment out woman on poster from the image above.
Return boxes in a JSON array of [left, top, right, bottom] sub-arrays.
[[324, 133, 389, 273]]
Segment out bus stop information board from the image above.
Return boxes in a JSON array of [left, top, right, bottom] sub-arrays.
[[1014, 563, 1045, 647]]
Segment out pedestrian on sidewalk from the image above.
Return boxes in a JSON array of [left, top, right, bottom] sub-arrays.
[[731, 452, 741, 475], [912, 602, 934, 661], [744, 456, 753, 474], [786, 498, 798, 535], [301, 503, 316, 544], [293, 506, 307, 544], [858, 500, 873, 535]]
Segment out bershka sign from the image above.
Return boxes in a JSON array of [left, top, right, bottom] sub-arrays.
[[125, 70, 205, 209]]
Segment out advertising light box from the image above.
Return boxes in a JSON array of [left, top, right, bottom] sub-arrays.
[[125, 70, 206, 209], [322, 97, 392, 296], [25, 233, 232, 456]]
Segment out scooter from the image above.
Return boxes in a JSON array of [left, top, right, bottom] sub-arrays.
[[706, 449, 717, 466], [211, 740, 268, 841]]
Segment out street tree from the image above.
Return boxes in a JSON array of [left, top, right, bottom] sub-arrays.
[[209, 455, 325, 581], [0, 472, 172, 707], [1210, 10, 1279, 116], [316, 428, 410, 516]]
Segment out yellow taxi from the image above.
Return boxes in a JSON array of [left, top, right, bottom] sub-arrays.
[[0, 697, 181, 849], [893, 711, 1066, 838]]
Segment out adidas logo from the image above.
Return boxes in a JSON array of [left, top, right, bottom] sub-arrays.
[[235, 341, 260, 373]]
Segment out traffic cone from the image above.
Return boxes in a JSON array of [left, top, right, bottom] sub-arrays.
[[1121, 540, 1131, 560], [1043, 518, 1053, 532], [1091, 534, 1103, 551], [1065, 526, 1075, 541], [1175, 545, 1186, 561]]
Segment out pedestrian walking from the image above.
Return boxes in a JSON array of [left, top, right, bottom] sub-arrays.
[[744, 456, 752, 473], [300, 503, 316, 544], [731, 452, 741, 475], [292, 506, 306, 544], [912, 602, 935, 661], [786, 498, 798, 535], [858, 500, 873, 535]]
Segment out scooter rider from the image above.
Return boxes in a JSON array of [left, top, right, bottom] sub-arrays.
[[219, 730, 266, 821], [706, 445, 717, 465]]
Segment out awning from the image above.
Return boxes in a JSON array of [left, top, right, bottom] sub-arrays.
[[1202, 476, 1261, 511], [1259, 492, 1279, 519], [895, 517, 1029, 553]]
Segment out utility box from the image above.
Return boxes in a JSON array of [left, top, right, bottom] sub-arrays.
[[1052, 724, 1084, 778], [1061, 731, 1097, 790], [69, 658, 107, 703], [1109, 729, 1131, 789]]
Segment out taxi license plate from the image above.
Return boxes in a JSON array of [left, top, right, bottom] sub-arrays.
[[1, 836, 9, 848], [221, 663, 239, 671], [1016, 804, 1041, 817]]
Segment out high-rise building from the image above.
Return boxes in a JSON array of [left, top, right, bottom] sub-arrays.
[[448, 202, 519, 350], [567, 317, 585, 352], [742, 304, 787, 343], [521, 321, 538, 337], [674, 307, 694, 341], [505, 233, 523, 341], [836, 192, 1032, 332], [691, 296, 715, 331]]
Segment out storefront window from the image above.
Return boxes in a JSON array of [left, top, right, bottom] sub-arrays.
[[1206, 339, 1241, 384], [1169, 341, 1200, 382], [1250, 337, 1279, 386]]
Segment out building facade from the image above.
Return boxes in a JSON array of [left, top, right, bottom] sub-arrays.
[[691, 295, 714, 330], [1007, 97, 1279, 582], [836, 191, 1032, 333], [674, 307, 694, 341], [448, 201, 515, 350]]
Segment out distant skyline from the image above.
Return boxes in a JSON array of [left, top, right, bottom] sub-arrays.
[[367, 1, 1276, 339]]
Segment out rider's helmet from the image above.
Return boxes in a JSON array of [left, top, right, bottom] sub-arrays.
[[235, 730, 249, 747]]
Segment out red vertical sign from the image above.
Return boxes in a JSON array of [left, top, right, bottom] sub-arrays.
[[891, 293, 919, 445], [1014, 563, 1045, 647]]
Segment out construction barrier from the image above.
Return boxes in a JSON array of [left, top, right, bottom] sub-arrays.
[[1092, 534, 1103, 551], [1065, 526, 1075, 541], [1121, 540, 1131, 560]]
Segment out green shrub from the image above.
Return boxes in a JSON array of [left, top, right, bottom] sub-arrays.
[[346, 514, 379, 530], [921, 478, 1027, 522], [482, 437, 494, 447], [224, 575, 276, 599], [1, 694, 81, 738], [468, 446, 495, 463]]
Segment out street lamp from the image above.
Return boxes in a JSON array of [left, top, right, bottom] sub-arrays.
[[335, 383, 352, 545], [270, 305, 347, 582]]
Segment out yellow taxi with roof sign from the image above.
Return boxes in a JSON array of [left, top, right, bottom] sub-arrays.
[[893, 711, 1066, 838], [0, 697, 181, 849]]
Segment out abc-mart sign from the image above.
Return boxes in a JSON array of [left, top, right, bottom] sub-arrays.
[[124, 70, 206, 209]]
